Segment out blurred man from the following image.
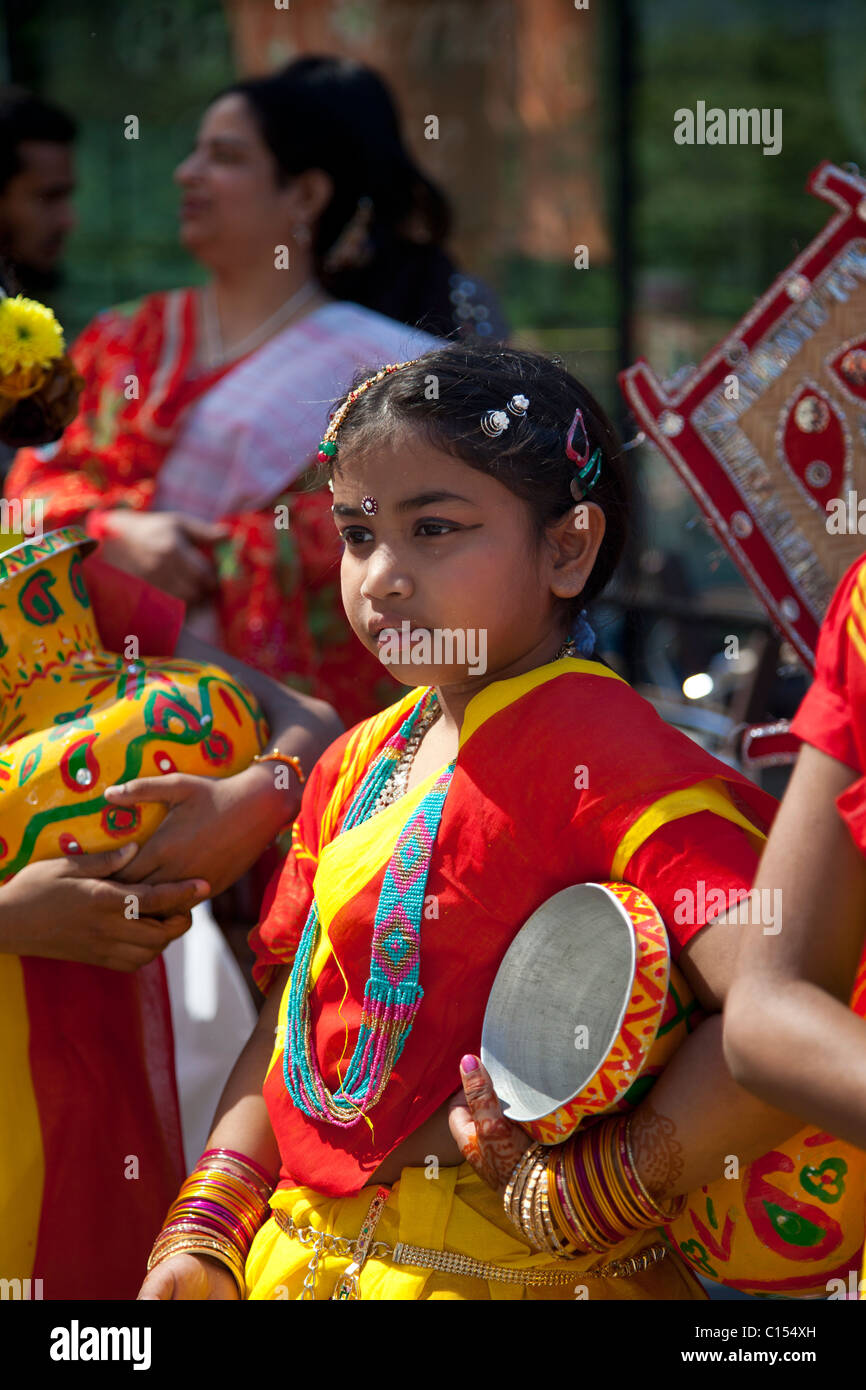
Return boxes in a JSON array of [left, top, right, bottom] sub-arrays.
[[0, 87, 77, 300]]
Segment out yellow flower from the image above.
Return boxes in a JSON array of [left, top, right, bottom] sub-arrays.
[[0, 295, 65, 375]]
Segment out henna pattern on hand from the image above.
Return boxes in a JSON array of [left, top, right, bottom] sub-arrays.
[[475, 1114, 528, 1190], [462, 1134, 499, 1190], [629, 1103, 684, 1196], [457, 1069, 531, 1193]]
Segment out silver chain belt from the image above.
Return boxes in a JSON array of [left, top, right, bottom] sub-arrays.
[[271, 1204, 668, 1299]]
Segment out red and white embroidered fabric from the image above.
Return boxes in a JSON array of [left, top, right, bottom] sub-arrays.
[[620, 161, 866, 673], [153, 300, 439, 521]]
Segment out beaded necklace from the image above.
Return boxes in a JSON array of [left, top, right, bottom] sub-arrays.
[[284, 688, 455, 1127], [284, 639, 580, 1128]]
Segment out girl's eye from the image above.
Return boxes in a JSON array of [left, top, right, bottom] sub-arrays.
[[340, 526, 373, 545], [339, 520, 460, 544]]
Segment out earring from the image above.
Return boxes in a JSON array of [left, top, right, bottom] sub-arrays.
[[292, 223, 312, 249], [480, 409, 510, 438]]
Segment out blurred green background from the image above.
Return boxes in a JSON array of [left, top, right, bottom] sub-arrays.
[[1, 0, 235, 330]]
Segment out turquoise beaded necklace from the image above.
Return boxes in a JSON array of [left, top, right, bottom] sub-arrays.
[[284, 688, 455, 1127]]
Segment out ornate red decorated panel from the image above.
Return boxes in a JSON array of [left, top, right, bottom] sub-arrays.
[[620, 162, 866, 671]]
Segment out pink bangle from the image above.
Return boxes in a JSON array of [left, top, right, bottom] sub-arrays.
[[199, 1148, 276, 1188]]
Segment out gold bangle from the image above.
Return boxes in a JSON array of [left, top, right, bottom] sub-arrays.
[[201, 1162, 273, 1203], [503, 1144, 541, 1231], [252, 749, 306, 784], [538, 1172, 571, 1257], [194, 1156, 274, 1196], [147, 1236, 246, 1296], [623, 1116, 688, 1224], [546, 1150, 585, 1254], [529, 1164, 552, 1251], [553, 1164, 595, 1253], [608, 1121, 654, 1229], [519, 1155, 548, 1251], [561, 1141, 610, 1254], [583, 1121, 631, 1242]]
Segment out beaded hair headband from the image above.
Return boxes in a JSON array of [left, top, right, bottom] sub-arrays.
[[317, 359, 420, 467], [318, 359, 420, 510]]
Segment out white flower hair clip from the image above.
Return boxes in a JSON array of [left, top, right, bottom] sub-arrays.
[[480, 394, 530, 437]]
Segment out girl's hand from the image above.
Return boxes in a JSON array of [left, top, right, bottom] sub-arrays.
[[137, 1252, 240, 1301], [105, 765, 297, 896], [0, 844, 208, 969], [447, 1055, 532, 1195]]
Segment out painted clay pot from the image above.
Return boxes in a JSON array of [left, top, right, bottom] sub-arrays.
[[666, 952, 866, 1296], [482, 881, 865, 1297], [0, 525, 266, 877]]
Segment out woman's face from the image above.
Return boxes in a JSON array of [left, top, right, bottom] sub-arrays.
[[174, 93, 294, 267], [331, 428, 604, 703]]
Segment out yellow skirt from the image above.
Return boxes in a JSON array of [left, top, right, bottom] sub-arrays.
[[245, 1162, 708, 1301]]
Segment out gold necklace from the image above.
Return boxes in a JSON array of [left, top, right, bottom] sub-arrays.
[[200, 280, 320, 369], [371, 699, 443, 815]]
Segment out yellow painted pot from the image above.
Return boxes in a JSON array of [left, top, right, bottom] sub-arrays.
[[666, 955, 866, 1296], [0, 525, 266, 877]]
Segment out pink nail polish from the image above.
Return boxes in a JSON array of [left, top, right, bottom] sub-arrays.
[[461, 1054, 479, 1072]]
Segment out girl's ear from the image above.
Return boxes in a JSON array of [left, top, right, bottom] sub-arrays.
[[545, 501, 606, 601]]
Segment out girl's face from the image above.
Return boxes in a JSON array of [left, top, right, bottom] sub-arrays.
[[332, 429, 605, 701], [174, 94, 300, 267]]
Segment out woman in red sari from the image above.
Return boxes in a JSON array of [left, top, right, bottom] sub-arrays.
[[3, 57, 506, 726]]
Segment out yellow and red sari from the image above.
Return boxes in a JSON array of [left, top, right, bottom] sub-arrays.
[[247, 656, 776, 1299]]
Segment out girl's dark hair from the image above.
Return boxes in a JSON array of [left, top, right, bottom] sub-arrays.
[[223, 56, 459, 338], [327, 345, 631, 624]]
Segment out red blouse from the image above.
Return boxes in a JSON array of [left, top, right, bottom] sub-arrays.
[[791, 554, 866, 854]]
